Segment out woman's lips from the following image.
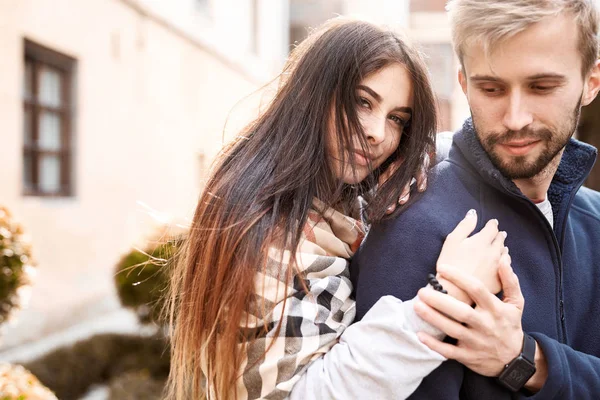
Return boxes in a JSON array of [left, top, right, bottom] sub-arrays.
[[353, 152, 369, 166], [351, 150, 375, 166]]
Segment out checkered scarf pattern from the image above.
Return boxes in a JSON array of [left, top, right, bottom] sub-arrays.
[[233, 203, 364, 400]]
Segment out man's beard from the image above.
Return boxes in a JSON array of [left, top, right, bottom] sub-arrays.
[[473, 98, 582, 180]]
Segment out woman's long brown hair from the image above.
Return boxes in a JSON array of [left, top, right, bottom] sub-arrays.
[[165, 18, 437, 400]]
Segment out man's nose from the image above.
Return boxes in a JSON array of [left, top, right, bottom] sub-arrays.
[[502, 91, 533, 132]]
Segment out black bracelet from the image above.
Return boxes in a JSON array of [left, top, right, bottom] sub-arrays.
[[428, 273, 448, 294]]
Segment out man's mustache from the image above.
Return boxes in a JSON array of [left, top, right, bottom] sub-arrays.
[[485, 128, 553, 146]]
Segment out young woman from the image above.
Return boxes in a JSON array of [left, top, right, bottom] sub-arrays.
[[166, 18, 510, 400]]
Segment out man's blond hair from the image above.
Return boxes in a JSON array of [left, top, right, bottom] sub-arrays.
[[447, 0, 600, 76]]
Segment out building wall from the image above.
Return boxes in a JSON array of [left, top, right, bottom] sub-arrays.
[[0, 0, 271, 347], [136, 0, 290, 81], [408, 10, 470, 131], [410, 0, 447, 12]]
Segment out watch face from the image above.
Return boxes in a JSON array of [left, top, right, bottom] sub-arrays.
[[499, 357, 537, 392]]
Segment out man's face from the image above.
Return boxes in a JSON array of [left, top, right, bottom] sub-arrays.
[[459, 14, 600, 180]]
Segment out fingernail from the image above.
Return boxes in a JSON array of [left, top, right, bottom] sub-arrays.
[[492, 219, 499, 225], [399, 194, 409, 204], [501, 231, 507, 238], [418, 181, 427, 192], [505, 246, 509, 253], [386, 205, 395, 213], [466, 209, 476, 218]]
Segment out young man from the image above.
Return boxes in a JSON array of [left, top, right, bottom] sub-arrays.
[[351, 0, 600, 398]]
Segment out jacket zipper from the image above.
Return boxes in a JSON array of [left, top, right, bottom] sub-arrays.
[[517, 154, 596, 344], [522, 198, 567, 343], [554, 160, 594, 341]]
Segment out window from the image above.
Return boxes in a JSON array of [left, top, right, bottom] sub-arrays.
[[23, 40, 76, 196]]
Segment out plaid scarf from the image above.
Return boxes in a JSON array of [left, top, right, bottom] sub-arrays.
[[234, 202, 364, 400]]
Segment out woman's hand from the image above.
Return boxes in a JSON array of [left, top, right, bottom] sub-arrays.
[[382, 153, 430, 214], [436, 209, 507, 304]]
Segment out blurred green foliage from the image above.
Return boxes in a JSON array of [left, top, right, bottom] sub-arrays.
[[23, 333, 170, 400], [0, 206, 35, 326], [114, 234, 185, 325], [108, 369, 166, 400]]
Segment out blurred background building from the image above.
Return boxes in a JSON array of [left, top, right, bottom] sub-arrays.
[[0, 0, 286, 350], [1, 0, 599, 357]]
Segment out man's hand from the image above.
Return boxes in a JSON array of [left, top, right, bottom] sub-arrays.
[[414, 262, 526, 377]]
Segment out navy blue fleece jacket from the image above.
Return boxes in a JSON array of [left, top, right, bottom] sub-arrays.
[[351, 118, 600, 399]]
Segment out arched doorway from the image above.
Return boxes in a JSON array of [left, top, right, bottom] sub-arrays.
[[579, 96, 600, 191]]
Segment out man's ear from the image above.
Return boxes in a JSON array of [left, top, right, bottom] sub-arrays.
[[458, 67, 468, 96], [582, 60, 600, 106]]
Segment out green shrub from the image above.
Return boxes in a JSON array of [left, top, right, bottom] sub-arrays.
[[0, 206, 35, 326], [23, 333, 170, 400], [114, 233, 185, 325], [108, 370, 166, 400]]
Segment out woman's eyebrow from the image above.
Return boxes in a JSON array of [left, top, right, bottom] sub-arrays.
[[358, 85, 382, 102], [357, 84, 413, 115]]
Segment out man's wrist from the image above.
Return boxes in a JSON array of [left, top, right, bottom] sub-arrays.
[[524, 341, 548, 392], [497, 332, 535, 392]]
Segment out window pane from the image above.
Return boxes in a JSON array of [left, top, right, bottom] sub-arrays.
[[39, 66, 62, 107], [38, 111, 62, 151], [23, 153, 34, 191], [24, 108, 33, 146], [39, 155, 61, 193], [24, 61, 34, 100]]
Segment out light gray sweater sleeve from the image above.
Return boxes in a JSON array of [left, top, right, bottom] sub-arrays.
[[288, 294, 446, 400]]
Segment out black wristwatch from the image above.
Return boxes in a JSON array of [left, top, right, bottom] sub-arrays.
[[497, 333, 537, 392]]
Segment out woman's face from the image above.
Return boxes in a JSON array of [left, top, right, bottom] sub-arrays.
[[330, 62, 414, 185]]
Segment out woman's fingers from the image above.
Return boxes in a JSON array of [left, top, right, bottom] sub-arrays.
[[490, 230, 508, 256], [386, 181, 410, 214], [445, 209, 478, 243], [471, 218, 500, 244], [416, 154, 430, 192], [499, 247, 511, 268], [437, 264, 497, 310], [398, 182, 411, 205], [386, 153, 430, 211]]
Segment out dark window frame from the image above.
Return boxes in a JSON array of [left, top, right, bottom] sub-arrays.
[[23, 39, 76, 197]]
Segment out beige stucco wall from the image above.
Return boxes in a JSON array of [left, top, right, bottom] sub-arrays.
[[0, 0, 265, 347], [409, 11, 471, 131]]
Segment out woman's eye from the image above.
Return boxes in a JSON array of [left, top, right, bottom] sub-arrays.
[[359, 97, 371, 109], [390, 115, 407, 127]]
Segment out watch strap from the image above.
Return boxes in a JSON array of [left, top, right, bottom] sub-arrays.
[[521, 333, 536, 364]]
